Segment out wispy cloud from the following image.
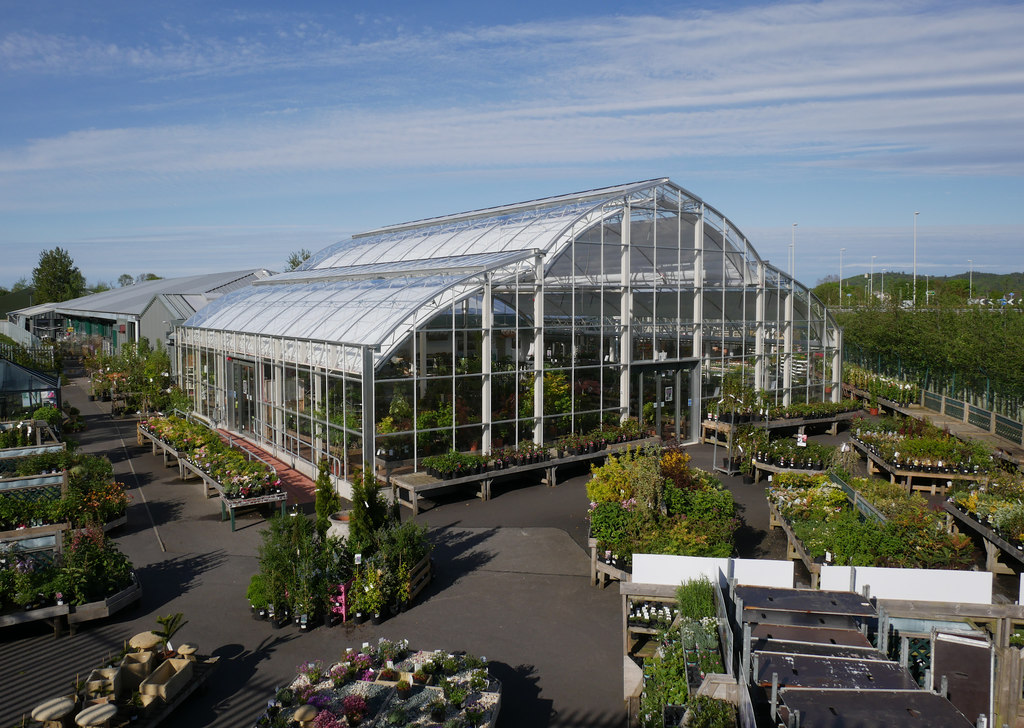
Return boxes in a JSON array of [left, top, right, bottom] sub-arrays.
[[1, 1, 1021, 185]]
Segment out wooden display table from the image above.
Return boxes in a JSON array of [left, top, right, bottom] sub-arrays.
[[767, 500, 822, 589], [395, 438, 660, 514], [850, 439, 985, 495], [701, 409, 864, 445], [944, 502, 1024, 576]]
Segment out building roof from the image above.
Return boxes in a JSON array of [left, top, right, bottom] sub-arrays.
[[11, 269, 274, 321], [182, 179, 820, 362]]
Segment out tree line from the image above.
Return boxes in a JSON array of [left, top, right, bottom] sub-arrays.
[[838, 304, 1024, 401]]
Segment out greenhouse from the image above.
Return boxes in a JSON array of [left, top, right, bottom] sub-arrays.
[[176, 179, 841, 489]]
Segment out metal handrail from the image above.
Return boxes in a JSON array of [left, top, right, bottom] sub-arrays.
[[828, 472, 887, 525]]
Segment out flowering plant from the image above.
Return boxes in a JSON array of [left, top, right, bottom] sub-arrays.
[[341, 694, 367, 720]]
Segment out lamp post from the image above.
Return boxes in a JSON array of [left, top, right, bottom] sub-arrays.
[[870, 255, 877, 299], [790, 223, 798, 279], [790, 221, 798, 280], [968, 259, 973, 301], [839, 248, 845, 307], [913, 211, 919, 306], [881, 269, 886, 301]]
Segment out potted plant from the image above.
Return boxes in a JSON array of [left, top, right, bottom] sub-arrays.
[[396, 678, 411, 699], [153, 612, 188, 657], [246, 574, 270, 620], [428, 694, 447, 722]]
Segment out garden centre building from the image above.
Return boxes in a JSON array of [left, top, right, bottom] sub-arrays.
[[176, 179, 841, 485]]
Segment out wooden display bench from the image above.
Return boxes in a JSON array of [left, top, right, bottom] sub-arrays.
[[944, 502, 1024, 576], [0, 470, 68, 497], [137, 426, 182, 469], [619, 582, 678, 656], [394, 437, 660, 515], [0, 418, 61, 447], [0, 572, 141, 638], [588, 537, 631, 587], [767, 500, 822, 589], [851, 439, 985, 496], [178, 458, 225, 498], [138, 424, 286, 530], [842, 384, 918, 417], [702, 409, 864, 446]]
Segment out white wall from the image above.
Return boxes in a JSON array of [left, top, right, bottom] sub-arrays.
[[631, 553, 794, 590], [820, 565, 992, 604]]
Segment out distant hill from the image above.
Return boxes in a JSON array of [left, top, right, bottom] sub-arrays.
[[820, 270, 1024, 304]]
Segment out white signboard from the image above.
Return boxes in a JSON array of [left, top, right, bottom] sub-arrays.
[[820, 565, 992, 604], [631, 554, 794, 590]]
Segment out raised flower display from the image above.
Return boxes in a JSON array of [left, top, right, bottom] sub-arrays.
[[950, 475, 1024, 546], [0, 525, 135, 612], [141, 415, 280, 498], [844, 364, 920, 406], [255, 638, 501, 728], [638, 577, 735, 728], [769, 472, 972, 569], [588, 445, 737, 570], [0, 450, 129, 531], [851, 416, 994, 474]]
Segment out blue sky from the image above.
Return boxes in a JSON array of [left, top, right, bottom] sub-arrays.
[[2, 0, 1022, 289]]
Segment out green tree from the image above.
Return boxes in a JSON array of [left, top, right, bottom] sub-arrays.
[[286, 249, 312, 271], [348, 469, 390, 555], [314, 457, 340, 537], [117, 274, 134, 287], [31, 247, 85, 303]]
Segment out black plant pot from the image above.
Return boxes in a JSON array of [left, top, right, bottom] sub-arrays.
[[742, 474, 755, 484], [353, 611, 367, 625], [371, 612, 385, 625]]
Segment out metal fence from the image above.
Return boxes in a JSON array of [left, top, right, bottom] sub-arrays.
[[845, 347, 1024, 448], [844, 345, 1024, 423]]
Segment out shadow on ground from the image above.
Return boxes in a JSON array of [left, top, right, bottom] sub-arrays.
[[134, 550, 229, 608], [421, 525, 498, 596]]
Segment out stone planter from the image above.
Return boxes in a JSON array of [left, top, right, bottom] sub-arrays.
[[119, 650, 156, 691], [139, 657, 193, 702], [328, 510, 352, 540], [85, 666, 123, 701]]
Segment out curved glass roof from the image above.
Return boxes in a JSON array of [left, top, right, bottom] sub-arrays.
[[186, 252, 533, 346], [183, 179, 829, 358]]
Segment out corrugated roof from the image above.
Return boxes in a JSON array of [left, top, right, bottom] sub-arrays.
[[12, 269, 274, 320]]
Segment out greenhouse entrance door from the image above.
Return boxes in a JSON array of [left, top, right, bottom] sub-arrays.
[[228, 358, 256, 435], [631, 362, 697, 443]]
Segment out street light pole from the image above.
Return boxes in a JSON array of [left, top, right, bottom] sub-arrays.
[[870, 255, 876, 299], [913, 211, 919, 306], [968, 259, 973, 300], [790, 223, 798, 279], [839, 247, 846, 307], [881, 269, 886, 301]]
